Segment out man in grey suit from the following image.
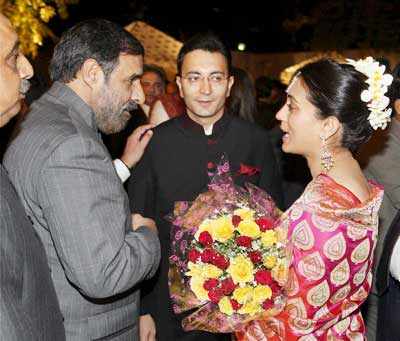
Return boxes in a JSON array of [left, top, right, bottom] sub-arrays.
[[360, 79, 400, 340], [4, 19, 160, 340], [0, 13, 65, 340]]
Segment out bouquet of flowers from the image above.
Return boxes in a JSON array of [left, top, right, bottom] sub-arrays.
[[167, 156, 290, 333]]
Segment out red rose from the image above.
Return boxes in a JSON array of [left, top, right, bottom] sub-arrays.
[[255, 269, 273, 285], [199, 231, 213, 246], [262, 298, 274, 310], [230, 299, 242, 310], [203, 278, 219, 291], [248, 251, 262, 264], [256, 217, 274, 232], [220, 278, 236, 295], [236, 236, 252, 248], [232, 215, 242, 227], [213, 254, 230, 270], [201, 248, 217, 263], [239, 164, 260, 176], [188, 249, 201, 263], [208, 288, 224, 304], [269, 280, 282, 295]]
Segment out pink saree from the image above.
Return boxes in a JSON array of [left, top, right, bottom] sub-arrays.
[[236, 174, 383, 340]]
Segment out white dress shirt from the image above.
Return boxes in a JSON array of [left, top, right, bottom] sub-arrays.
[[113, 159, 131, 183]]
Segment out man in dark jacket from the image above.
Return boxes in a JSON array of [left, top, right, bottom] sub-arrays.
[[128, 32, 283, 341]]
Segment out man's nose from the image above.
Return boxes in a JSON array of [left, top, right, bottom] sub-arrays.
[[199, 77, 212, 95], [132, 81, 145, 105], [18, 54, 34, 80]]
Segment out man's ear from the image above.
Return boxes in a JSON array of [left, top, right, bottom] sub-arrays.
[[80, 58, 104, 89], [226, 75, 234, 98], [176, 76, 184, 98]]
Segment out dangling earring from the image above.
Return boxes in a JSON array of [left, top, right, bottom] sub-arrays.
[[320, 135, 334, 173]]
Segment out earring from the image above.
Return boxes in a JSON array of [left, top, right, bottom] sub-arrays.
[[320, 136, 334, 173]]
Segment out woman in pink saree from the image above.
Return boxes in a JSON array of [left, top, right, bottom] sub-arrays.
[[236, 58, 390, 340]]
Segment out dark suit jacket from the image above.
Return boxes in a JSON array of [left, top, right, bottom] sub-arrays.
[[0, 164, 65, 340], [128, 113, 283, 341]]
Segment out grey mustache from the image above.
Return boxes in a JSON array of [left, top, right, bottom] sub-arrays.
[[20, 79, 31, 95], [124, 101, 138, 112]]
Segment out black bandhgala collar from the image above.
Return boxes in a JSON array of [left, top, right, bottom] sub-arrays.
[[176, 110, 232, 140]]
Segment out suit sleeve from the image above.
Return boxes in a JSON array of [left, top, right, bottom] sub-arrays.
[[127, 141, 158, 316], [0, 217, 34, 341], [258, 131, 284, 209], [36, 135, 160, 299]]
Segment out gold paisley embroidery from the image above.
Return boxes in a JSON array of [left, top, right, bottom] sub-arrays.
[[286, 268, 300, 296], [312, 214, 338, 232], [330, 258, 350, 287], [341, 301, 359, 318], [298, 251, 326, 281], [353, 262, 368, 286], [350, 286, 368, 302], [292, 220, 315, 251], [330, 284, 351, 304], [323, 232, 346, 261], [286, 297, 307, 318], [290, 206, 303, 221], [333, 317, 351, 334], [347, 224, 367, 241], [307, 280, 330, 308], [351, 238, 370, 264], [289, 317, 315, 335]]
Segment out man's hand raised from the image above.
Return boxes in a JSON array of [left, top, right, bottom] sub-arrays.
[[120, 124, 154, 169]]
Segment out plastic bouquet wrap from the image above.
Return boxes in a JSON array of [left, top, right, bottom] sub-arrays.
[[167, 156, 290, 333]]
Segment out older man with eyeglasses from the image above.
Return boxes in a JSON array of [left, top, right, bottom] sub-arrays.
[[127, 32, 283, 341]]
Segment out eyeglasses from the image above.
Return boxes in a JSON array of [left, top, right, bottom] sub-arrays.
[[181, 74, 229, 86]]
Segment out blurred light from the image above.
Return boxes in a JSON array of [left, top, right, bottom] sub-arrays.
[[237, 43, 246, 51]]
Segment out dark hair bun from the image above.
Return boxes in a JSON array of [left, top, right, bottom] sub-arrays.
[[299, 58, 373, 152]]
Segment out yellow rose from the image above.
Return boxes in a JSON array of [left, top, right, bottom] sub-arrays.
[[234, 208, 255, 221], [272, 262, 288, 284], [261, 230, 277, 247], [189, 277, 209, 301], [263, 255, 277, 269], [238, 300, 262, 316], [218, 296, 234, 315], [232, 286, 253, 304], [186, 262, 204, 278], [212, 215, 234, 242], [203, 264, 223, 279], [195, 219, 213, 240], [237, 220, 261, 239], [227, 255, 254, 284], [253, 285, 272, 302]]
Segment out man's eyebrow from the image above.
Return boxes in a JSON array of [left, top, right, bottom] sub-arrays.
[[6, 41, 19, 59], [286, 93, 299, 104], [183, 71, 201, 75], [129, 73, 142, 81], [184, 71, 225, 75]]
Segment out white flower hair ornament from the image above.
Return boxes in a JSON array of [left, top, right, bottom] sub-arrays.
[[346, 57, 393, 130]]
